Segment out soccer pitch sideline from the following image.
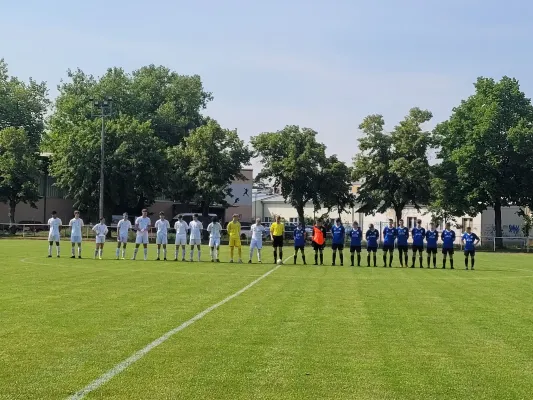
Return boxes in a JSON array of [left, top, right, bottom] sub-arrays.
[[1, 240, 533, 400]]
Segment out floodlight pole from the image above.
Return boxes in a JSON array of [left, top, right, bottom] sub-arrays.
[[90, 97, 113, 219]]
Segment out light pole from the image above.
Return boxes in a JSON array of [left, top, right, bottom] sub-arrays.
[[90, 97, 113, 219]]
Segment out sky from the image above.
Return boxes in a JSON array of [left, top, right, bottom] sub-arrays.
[[3, 0, 533, 173]]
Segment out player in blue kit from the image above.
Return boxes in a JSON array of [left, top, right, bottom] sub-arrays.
[[461, 226, 480, 270], [331, 218, 345, 266], [396, 219, 409, 267], [441, 222, 456, 269], [382, 219, 396, 267], [425, 222, 439, 268], [349, 221, 363, 266], [293, 222, 307, 265], [411, 219, 425, 268], [365, 224, 379, 267]]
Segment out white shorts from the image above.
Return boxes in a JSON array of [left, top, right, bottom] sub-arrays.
[[250, 239, 263, 250], [135, 232, 149, 244], [96, 236, 106, 244], [189, 238, 201, 246], [117, 233, 129, 243], [156, 233, 168, 245], [209, 237, 220, 247], [71, 236, 82, 244], [175, 235, 187, 245], [48, 233, 60, 242]]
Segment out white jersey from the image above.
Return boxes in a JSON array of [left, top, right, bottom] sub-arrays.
[[189, 220, 203, 240], [251, 223, 265, 241], [174, 220, 188, 236], [207, 222, 223, 239], [48, 218, 62, 235], [117, 219, 132, 236], [92, 223, 108, 237], [155, 219, 170, 234], [69, 218, 84, 237], [135, 216, 151, 234]]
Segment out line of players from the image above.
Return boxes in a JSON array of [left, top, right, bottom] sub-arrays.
[[46, 211, 480, 269], [300, 218, 480, 270]]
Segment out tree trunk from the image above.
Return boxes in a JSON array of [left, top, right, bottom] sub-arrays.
[[494, 201, 503, 249], [9, 200, 16, 224], [394, 206, 403, 226], [296, 204, 305, 225]]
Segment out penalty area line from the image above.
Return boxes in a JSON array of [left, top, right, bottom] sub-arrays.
[[67, 255, 291, 400]]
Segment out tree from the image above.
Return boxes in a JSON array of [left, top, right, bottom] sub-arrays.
[[0, 59, 49, 150], [48, 115, 167, 219], [319, 155, 355, 219], [352, 108, 433, 223], [251, 125, 327, 223], [0, 127, 41, 224], [165, 120, 252, 221], [48, 65, 212, 147], [433, 77, 533, 247]]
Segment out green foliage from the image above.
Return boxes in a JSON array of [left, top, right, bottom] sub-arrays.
[[353, 108, 433, 222], [0, 59, 49, 150], [0, 127, 41, 223], [517, 208, 533, 237], [319, 155, 355, 219], [251, 126, 327, 222], [165, 120, 252, 216], [432, 76, 533, 242], [48, 115, 167, 218]]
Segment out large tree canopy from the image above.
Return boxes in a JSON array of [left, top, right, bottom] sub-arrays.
[[165, 119, 252, 221], [252, 125, 352, 223], [0, 127, 41, 224], [353, 108, 433, 223], [432, 76, 533, 245], [0, 59, 49, 149]]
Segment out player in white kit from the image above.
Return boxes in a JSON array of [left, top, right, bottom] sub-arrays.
[[92, 217, 108, 259], [173, 214, 189, 261], [116, 213, 132, 259], [207, 216, 223, 262], [132, 209, 151, 260], [155, 212, 170, 261], [249, 218, 265, 263], [47, 211, 62, 258], [188, 214, 203, 261], [69, 210, 84, 259]]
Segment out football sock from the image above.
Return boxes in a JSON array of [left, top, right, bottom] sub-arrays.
[[238, 247, 242, 259], [404, 254, 408, 266], [465, 257, 468, 267], [319, 252, 323, 264], [339, 252, 343, 264], [116, 248, 120, 258], [332, 252, 337, 264], [419, 256, 423, 267], [143, 248, 147, 260], [99, 249, 102, 258], [399, 252, 403, 266], [315, 252, 318, 264], [157, 249, 160, 258], [122, 248, 126, 258], [175, 249, 178, 259], [294, 254, 297, 264], [56, 246, 60, 256], [197, 249, 201, 261], [257, 249, 261, 262], [443, 258, 447, 268], [450, 258, 454, 268], [302, 255, 306, 264], [351, 254, 355, 265], [274, 250, 277, 261], [280, 250, 283, 260], [373, 254, 377, 266], [214, 247, 218, 260], [427, 256, 431, 267], [48, 245, 52, 256], [190, 249, 194, 260], [78, 246, 82, 257], [163, 248, 167, 259], [433, 256, 437, 267], [182, 248, 186, 259], [249, 248, 253, 260], [383, 254, 387, 265], [389, 254, 393, 266], [71, 247, 75, 256], [94, 249, 98, 258], [230, 247, 234, 260], [471, 257, 475, 268], [133, 248, 138, 259], [357, 253, 361, 266]]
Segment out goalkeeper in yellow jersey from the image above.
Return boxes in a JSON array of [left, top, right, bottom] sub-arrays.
[[226, 214, 243, 263]]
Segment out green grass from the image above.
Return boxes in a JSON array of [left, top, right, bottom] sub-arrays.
[[1, 240, 533, 400]]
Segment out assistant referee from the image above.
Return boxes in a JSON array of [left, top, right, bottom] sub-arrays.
[[270, 215, 285, 263]]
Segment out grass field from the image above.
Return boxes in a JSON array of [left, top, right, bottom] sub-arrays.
[[1, 240, 533, 400]]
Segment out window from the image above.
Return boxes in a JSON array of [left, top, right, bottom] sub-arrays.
[[264, 217, 272, 222], [462, 218, 473, 228], [289, 217, 298, 223], [407, 217, 417, 229]]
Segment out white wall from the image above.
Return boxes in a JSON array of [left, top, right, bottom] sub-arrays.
[[480, 206, 525, 238]]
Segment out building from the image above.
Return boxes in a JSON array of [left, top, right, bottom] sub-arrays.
[[0, 168, 253, 225]]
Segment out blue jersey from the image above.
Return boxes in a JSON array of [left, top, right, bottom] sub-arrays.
[[441, 229, 456, 249], [293, 228, 306, 247], [412, 227, 426, 246], [462, 232, 479, 251], [426, 230, 438, 248], [350, 228, 362, 246], [331, 225, 345, 245], [396, 227, 409, 246], [383, 226, 396, 246], [366, 229, 379, 248]]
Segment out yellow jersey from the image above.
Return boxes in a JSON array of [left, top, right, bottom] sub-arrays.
[[227, 221, 241, 238], [270, 222, 285, 236]]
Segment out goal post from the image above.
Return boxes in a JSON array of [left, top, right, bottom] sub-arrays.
[[492, 237, 532, 252]]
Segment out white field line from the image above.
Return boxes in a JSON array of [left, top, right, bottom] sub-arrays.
[[67, 254, 292, 400]]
